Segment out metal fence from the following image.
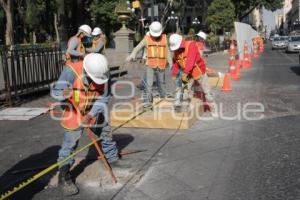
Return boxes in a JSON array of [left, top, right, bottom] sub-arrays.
[[0, 46, 64, 106]]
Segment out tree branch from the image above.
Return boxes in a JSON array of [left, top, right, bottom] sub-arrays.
[[0, 0, 8, 12], [239, 4, 259, 21]]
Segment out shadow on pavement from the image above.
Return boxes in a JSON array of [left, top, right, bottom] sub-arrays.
[[290, 66, 300, 76], [0, 146, 60, 200], [71, 133, 134, 180]]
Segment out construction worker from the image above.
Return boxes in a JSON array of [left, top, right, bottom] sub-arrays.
[[169, 33, 208, 110], [126, 21, 173, 109], [196, 31, 206, 57], [86, 27, 106, 54], [52, 53, 128, 196], [65, 24, 92, 64], [195, 31, 214, 104]]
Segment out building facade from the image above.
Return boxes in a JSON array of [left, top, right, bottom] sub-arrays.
[[142, 0, 211, 34], [286, 0, 300, 32], [283, 0, 293, 31], [181, 0, 211, 33], [243, 8, 264, 31]]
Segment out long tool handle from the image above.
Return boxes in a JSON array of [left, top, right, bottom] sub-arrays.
[[86, 128, 117, 184]]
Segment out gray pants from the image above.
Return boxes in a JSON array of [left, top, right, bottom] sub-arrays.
[[143, 67, 166, 105]]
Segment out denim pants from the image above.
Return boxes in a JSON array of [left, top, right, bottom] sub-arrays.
[[58, 121, 119, 168], [174, 69, 213, 105], [142, 67, 166, 105]]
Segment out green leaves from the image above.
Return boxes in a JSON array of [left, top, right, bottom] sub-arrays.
[[207, 0, 235, 32], [231, 0, 284, 20], [90, 0, 119, 34], [25, 0, 47, 29]]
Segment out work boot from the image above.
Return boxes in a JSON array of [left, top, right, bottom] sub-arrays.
[[205, 93, 214, 103], [174, 104, 182, 113], [174, 90, 183, 112], [58, 165, 79, 196], [110, 159, 132, 170], [143, 103, 153, 111]]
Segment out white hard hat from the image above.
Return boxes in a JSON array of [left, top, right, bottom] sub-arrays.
[[92, 27, 103, 36], [197, 31, 207, 40], [79, 24, 92, 37], [83, 53, 109, 85], [149, 21, 163, 37], [169, 34, 183, 51]]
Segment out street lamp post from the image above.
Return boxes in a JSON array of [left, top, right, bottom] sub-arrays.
[[168, 11, 178, 33], [126, 1, 135, 13], [294, 19, 300, 32], [192, 17, 201, 32]]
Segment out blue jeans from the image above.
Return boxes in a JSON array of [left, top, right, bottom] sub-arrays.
[[58, 122, 119, 168], [142, 67, 166, 105]]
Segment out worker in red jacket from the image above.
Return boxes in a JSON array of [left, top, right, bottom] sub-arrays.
[[169, 33, 213, 110]]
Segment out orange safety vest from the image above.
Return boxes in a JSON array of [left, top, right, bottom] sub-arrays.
[[175, 41, 203, 80], [145, 34, 168, 69], [66, 36, 85, 64], [60, 62, 105, 130]]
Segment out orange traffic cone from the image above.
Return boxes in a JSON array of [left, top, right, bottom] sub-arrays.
[[253, 41, 259, 58], [222, 73, 232, 92], [228, 41, 235, 65], [259, 41, 264, 53], [228, 40, 237, 76], [232, 60, 241, 81], [242, 42, 251, 69]]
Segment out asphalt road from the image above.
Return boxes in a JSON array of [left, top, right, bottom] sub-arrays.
[[1, 43, 300, 200]]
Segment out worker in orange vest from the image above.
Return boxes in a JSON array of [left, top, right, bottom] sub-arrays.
[[65, 24, 92, 64], [52, 53, 129, 196], [169, 33, 207, 110], [86, 27, 106, 54], [126, 21, 173, 109]]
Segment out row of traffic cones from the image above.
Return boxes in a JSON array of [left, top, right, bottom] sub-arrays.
[[222, 39, 264, 92]]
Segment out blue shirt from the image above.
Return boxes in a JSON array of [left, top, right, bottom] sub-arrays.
[[52, 67, 110, 117]]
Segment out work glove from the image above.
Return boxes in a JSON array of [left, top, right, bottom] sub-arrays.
[[82, 114, 93, 127], [79, 52, 85, 58], [63, 88, 72, 99], [126, 55, 135, 62], [181, 73, 189, 84]]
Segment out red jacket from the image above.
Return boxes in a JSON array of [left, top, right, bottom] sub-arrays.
[[196, 41, 205, 51], [172, 40, 206, 78]]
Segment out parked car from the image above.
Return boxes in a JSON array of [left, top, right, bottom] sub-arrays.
[[286, 36, 300, 53], [272, 36, 289, 50]]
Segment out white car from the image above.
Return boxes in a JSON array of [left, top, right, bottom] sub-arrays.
[[286, 36, 300, 53], [272, 36, 288, 50]]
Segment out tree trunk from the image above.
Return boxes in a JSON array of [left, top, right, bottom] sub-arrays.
[[23, 26, 28, 43], [57, 0, 68, 42], [32, 31, 36, 44], [54, 13, 60, 43], [0, 0, 13, 45]]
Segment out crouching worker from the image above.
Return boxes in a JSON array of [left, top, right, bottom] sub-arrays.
[[169, 34, 207, 111], [126, 21, 173, 109], [52, 53, 129, 196]]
